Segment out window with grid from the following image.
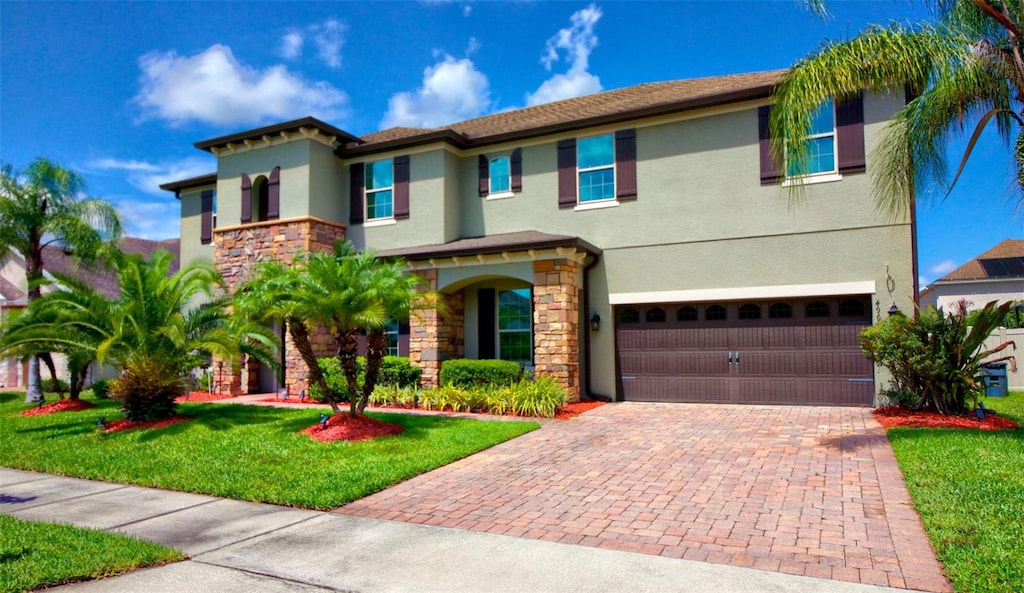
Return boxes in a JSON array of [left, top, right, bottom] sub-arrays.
[[385, 320, 399, 356], [577, 134, 615, 203], [787, 100, 836, 177], [498, 288, 532, 364], [366, 159, 394, 220], [490, 157, 510, 194]]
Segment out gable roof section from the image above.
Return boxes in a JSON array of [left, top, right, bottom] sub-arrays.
[[159, 173, 217, 195], [195, 116, 362, 153], [345, 70, 784, 156], [934, 239, 1024, 282]]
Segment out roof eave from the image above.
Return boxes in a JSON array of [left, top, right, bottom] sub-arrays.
[[195, 117, 362, 153], [337, 129, 469, 158], [159, 173, 218, 197], [379, 236, 602, 261]]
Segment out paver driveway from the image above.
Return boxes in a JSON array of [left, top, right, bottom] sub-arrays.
[[339, 403, 950, 592]]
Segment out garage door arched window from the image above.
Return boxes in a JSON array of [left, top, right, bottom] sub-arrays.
[[705, 304, 727, 321], [769, 302, 793, 319], [645, 307, 666, 322], [806, 300, 830, 318], [619, 308, 640, 324], [677, 306, 698, 322], [739, 303, 762, 320], [839, 299, 866, 317]]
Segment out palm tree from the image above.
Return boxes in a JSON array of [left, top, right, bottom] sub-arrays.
[[0, 158, 122, 402], [1, 250, 278, 420], [771, 1, 1024, 216]]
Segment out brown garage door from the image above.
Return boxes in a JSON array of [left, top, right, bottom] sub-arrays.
[[615, 297, 874, 405]]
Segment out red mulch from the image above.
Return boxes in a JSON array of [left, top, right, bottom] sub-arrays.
[[301, 413, 404, 442], [20, 399, 97, 416], [175, 391, 235, 403], [873, 406, 1019, 430], [554, 400, 606, 420], [258, 397, 326, 405], [103, 414, 194, 433]]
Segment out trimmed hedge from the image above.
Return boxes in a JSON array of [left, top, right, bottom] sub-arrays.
[[308, 356, 420, 402], [370, 375, 567, 418], [439, 359, 522, 388]]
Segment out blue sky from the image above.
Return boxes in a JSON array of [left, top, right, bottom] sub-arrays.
[[1, 1, 1021, 287]]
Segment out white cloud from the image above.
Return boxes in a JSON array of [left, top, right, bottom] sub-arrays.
[[463, 4, 472, 17], [381, 54, 491, 128], [91, 156, 213, 197], [280, 29, 304, 59], [928, 260, 959, 276], [526, 3, 603, 106], [313, 19, 346, 68], [113, 197, 183, 240], [134, 44, 349, 127]]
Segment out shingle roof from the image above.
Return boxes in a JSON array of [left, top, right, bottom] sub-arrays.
[[41, 238, 181, 299], [0, 276, 26, 306], [935, 239, 1024, 282], [377, 230, 601, 260]]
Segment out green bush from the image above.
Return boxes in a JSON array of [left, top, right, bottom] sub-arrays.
[[860, 300, 1015, 414], [369, 384, 418, 407], [439, 359, 522, 388], [110, 359, 183, 421], [42, 377, 69, 393], [380, 375, 568, 418], [308, 356, 419, 402], [510, 376, 566, 418], [89, 378, 110, 399]]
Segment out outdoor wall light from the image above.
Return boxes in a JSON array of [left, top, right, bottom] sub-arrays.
[[590, 312, 601, 332], [887, 303, 902, 317]]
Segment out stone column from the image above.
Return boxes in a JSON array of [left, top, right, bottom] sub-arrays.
[[409, 269, 465, 388], [213, 217, 345, 395], [533, 259, 581, 401]]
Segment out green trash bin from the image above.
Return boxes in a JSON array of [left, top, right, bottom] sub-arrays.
[[981, 363, 1008, 398]]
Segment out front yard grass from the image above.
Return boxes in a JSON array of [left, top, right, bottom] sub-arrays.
[[886, 391, 1024, 593], [0, 392, 537, 510], [0, 514, 184, 593]]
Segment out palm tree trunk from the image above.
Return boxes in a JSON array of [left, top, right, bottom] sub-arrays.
[[25, 356, 42, 404], [359, 330, 387, 414], [287, 319, 338, 415], [336, 329, 361, 417], [40, 352, 64, 399], [24, 250, 44, 403]]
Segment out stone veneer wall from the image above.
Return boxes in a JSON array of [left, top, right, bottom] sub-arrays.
[[533, 259, 581, 401], [212, 217, 345, 396], [409, 269, 465, 388]]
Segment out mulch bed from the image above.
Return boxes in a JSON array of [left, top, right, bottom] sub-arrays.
[[873, 406, 1019, 430], [102, 415, 194, 433], [20, 399, 97, 416], [175, 391, 235, 403], [258, 397, 325, 405], [258, 397, 606, 420], [554, 400, 605, 419], [301, 413, 404, 442]]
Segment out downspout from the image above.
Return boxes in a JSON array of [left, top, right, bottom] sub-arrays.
[[582, 254, 612, 402]]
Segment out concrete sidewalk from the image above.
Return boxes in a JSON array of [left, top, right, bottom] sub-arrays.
[[1, 468, 927, 593]]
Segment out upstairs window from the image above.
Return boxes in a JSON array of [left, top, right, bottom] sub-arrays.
[[366, 159, 394, 221], [211, 190, 218, 229], [577, 134, 615, 203], [489, 157, 510, 194], [787, 100, 837, 177]]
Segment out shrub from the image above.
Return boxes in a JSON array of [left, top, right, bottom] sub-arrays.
[[42, 377, 69, 393], [510, 376, 567, 418], [110, 359, 184, 421], [369, 384, 419, 407], [89, 378, 110, 399], [860, 300, 1015, 414], [439, 359, 522, 388], [309, 356, 419, 402]]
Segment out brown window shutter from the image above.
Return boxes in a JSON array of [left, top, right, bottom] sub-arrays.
[[557, 138, 577, 208], [349, 163, 364, 224], [478, 288, 495, 359], [836, 94, 866, 174], [267, 166, 280, 220], [240, 173, 252, 223], [615, 129, 637, 201], [758, 106, 783, 185], [200, 189, 213, 244], [478, 155, 489, 197], [510, 148, 522, 192], [398, 322, 410, 357], [394, 155, 410, 220]]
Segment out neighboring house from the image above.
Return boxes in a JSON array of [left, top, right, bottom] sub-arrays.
[[0, 238, 180, 388], [919, 238, 1024, 312], [162, 69, 916, 406]]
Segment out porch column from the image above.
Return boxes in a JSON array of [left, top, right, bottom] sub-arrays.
[[212, 355, 242, 396], [409, 269, 464, 388], [533, 259, 581, 401]]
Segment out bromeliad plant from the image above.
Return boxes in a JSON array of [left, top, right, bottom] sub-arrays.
[[860, 300, 1016, 414]]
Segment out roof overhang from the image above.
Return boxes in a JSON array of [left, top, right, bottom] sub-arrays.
[[159, 173, 217, 197], [196, 117, 363, 155], [377, 231, 602, 263]]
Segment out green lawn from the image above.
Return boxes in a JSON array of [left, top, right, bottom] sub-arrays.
[[0, 392, 537, 510], [0, 514, 184, 593], [886, 391, 1024, 593]]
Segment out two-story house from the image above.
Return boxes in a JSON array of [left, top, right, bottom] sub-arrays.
[[161, 69, 916, 406]]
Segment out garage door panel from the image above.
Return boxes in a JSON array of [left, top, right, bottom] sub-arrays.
[[839, 352, 873, 375], [700, 328, 730, 348], [643, 353, 676, 375], [766, 326, 799, 348], [735, 327, 765, 348]]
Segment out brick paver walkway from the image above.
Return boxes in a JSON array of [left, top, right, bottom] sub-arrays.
[[339, 403, 950, 592]]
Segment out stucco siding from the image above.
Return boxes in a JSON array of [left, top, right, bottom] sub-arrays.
[[179, 186, 214, 268], [307, 141, 346, 224], [215, 140, 314, 225]]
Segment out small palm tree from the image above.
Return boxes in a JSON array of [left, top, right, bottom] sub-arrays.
[[772, 1, 1024, 215], [1, 250, 277, 420], [0, 158, 122, 402]]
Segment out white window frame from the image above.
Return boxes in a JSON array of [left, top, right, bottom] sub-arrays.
[[365, 159, 394, 221], [385, 320, 399, 357], [211, 189, 218, 229], [576, 133, 616, 205], [488, 156, 513, 199], [497, 288, 532, 364], [784, 100, 839, 185]]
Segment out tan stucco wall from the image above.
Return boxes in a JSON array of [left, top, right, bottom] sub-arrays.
[[179, 186, 215, 268], [307, 141, 346, 223], [215, 140, 315, 227]]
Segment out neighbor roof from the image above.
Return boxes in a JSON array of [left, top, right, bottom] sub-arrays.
[[934, 239, 1024, 282], [377, 230, 602, 260], [40, 238, 181, 299]]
